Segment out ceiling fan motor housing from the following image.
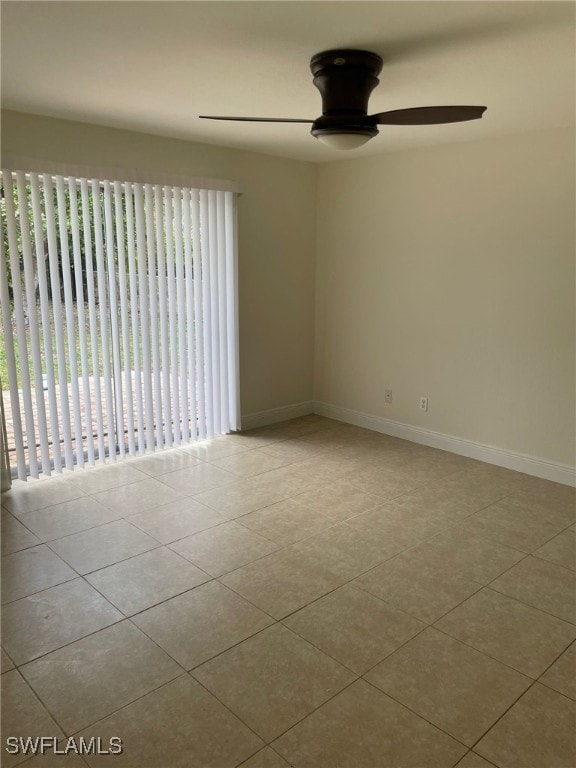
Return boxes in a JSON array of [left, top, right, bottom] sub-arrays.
[[310, 49, 383, 140], [198, 47, 486, 147]]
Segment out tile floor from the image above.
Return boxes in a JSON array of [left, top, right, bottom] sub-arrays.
[[1, 415, 575, 768]]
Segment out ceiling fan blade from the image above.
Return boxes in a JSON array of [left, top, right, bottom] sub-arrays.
[[199, 115, 314, 123], [371, 105, 487, 125]]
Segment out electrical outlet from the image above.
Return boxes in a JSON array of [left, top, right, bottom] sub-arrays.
[[385, 389, 393, 404], [419, 396, 428, 412]]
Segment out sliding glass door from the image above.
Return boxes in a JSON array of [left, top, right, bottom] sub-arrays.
[[0, 169, 239, 480]]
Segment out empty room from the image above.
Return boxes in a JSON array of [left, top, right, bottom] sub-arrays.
[[1, 2, 575, 767]]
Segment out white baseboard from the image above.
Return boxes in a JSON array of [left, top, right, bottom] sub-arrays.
[[241, 399, 575, 486], [241, 401, 314, 430], [313, 401, 576, 487]]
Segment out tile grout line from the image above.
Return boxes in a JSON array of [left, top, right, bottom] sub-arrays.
[[4, 502, 572, 662], [360, 676, 475, 753], [3, 418, 574, 767], [464, 646, 576, 758]]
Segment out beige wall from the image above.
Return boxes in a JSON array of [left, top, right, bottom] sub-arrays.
[[315, 127, 575, 466], [3, 112, 574, 468], [1, 110, 317, 416]]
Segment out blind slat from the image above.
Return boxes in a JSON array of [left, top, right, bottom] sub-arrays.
[[92, 179, 116, 462], [134, 184, 154, 452], [17, 172, 51, 475], [80, 178, 105, 463], [69, 177, 94, 466], [225, 191, 240, 430], [44, 174, 75, 470], [32, 174, 62, 471], [56, 176, 84, 468], [174, 187, 188, 442], [103, 181, 124, 458], [155, 185, 171, 448], [144, 185, 162, 450], [190, 190, 206, 440], [115, 181, 135, 456], [4, 173, 38, 477], [208, 190, 221, 436], [125, 182, 145, 454], [199, 190, 214, 437], [164, 187, 181, 445], [217, 191, 229, 434], [182, 188, 198, 442]]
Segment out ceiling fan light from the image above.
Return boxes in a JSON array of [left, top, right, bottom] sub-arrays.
[[315, 132, 374, 150], [312, 122, 378, 150]]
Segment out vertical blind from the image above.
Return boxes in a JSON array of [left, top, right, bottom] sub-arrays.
[[0, 169, 239, 480]]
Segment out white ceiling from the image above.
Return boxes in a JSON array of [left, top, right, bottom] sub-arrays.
[[1, 1, 574, 162]]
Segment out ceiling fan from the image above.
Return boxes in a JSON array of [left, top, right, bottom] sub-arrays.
[[199, 49, 487, 150]]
